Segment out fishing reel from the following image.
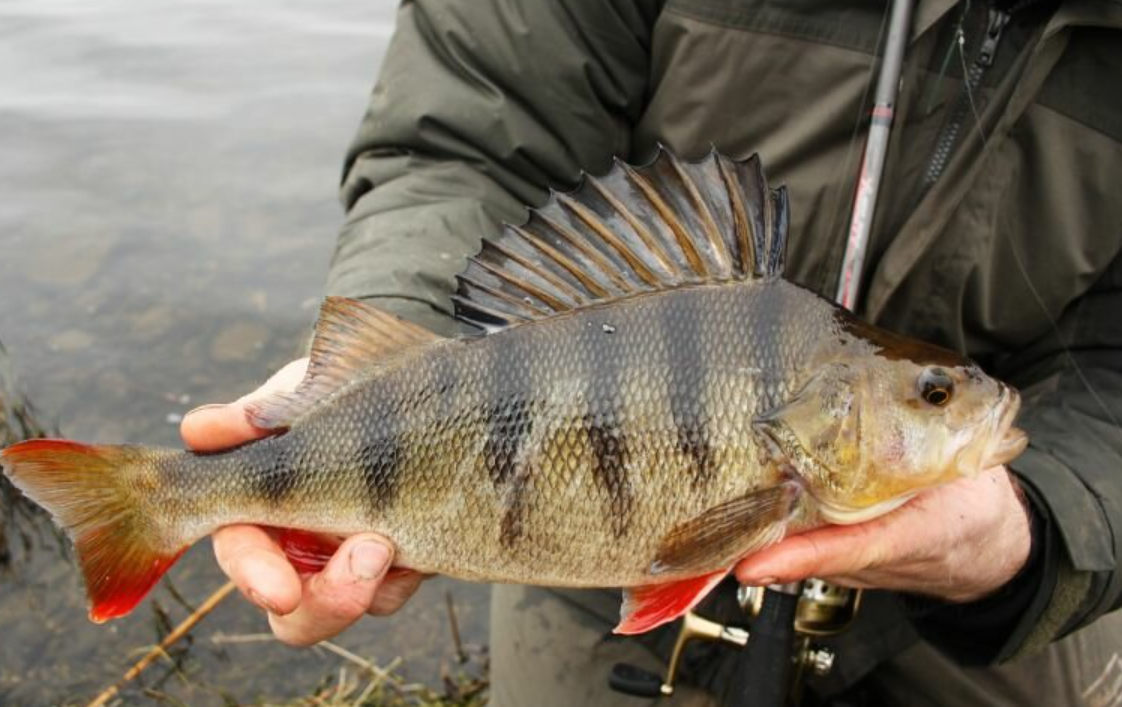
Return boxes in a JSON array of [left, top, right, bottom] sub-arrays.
[[608, 581, 860, 704]]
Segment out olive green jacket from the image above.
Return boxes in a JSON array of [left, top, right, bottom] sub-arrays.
[[325, 0, 1122, 687]]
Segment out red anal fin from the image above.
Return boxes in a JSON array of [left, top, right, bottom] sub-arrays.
[[276, 529, 342, 574], [615, 569, 729, 635]]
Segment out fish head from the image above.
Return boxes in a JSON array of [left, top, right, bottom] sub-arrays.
[[753, 325, 1027, 525]]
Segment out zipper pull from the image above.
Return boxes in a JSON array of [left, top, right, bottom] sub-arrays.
[[978, 8, 1011, 67]]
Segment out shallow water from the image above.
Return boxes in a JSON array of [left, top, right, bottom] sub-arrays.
[[0, 1, 488, 704]]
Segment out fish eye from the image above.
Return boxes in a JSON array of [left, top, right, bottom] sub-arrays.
[[918, 368, 954, 407]]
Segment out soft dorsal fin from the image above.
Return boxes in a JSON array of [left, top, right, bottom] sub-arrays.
[[246, 297, 440, 429], [453, 147, 790, 331]]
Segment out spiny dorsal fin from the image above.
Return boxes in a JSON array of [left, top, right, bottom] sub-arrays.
[[246, 297, 440, 429], [453, 147, 790, 331]]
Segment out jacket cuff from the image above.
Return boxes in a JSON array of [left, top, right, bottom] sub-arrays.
[[995, 447, 1113, 659]]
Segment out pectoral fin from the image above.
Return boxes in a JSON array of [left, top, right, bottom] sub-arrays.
[[614, 484, 799, 634], [649, 483, 798, 577], [616, 570, 728, 635]]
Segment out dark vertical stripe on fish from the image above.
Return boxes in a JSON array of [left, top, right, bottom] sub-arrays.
[[482, 330, 536, 547], [587, 425, 633, 538], [584, 313, 634, 539], [660, 292, 717, 488], [426, 344, 461, 422], [499, 462, 533, 549], [243, 436, 302, 506], [361, 381, 405, 516]]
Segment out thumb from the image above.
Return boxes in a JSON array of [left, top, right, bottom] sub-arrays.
[[181, 358, 309, 452]]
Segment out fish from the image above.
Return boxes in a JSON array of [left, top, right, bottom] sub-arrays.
[[0, 149, 1028, 634]]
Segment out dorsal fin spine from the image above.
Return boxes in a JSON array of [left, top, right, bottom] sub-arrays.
[[586, 177, 680, 279], [459, 269, 541, 319], [716, 156, 754, 276], [533, 212, 632, 293], [669, 154, 731, 274], [509, 224, 612, 298], [769, 187, 789, 277], [556, 192, 663, 288], [450, 295, 514, 332], [744, 155, 771, 278], [619, 160, 709, 278], [466, 254, 568, 313], [482, 240, 586, 306]]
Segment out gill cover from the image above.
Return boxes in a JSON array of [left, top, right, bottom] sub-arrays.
[[753, 364, 861, 486], [753, 366, 919, 524]]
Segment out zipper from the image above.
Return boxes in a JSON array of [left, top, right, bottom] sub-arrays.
[[921, 6, 1011, 190]]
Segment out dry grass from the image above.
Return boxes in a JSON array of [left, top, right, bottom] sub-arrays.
[[207, 634, 489, 707], [255, 661, 488, 707]]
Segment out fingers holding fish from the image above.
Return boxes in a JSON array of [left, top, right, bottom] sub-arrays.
[[367, 568, 427, 616], [182, 357, 423, 641], [266, 534, 395, 647], [212, 525, 302, 616], [180, 358, 309, 451], [734, 467, 1032, 603]]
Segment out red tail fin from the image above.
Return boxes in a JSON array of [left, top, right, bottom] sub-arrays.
[[1, 439, 186, 622]]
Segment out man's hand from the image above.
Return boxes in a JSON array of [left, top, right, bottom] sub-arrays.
[[735, 467, 1032, 603], [181, 359, 424, 646]]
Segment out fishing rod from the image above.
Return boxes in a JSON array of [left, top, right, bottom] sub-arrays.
[[609, 0, 916, 703], [726, 1, 917, 703]]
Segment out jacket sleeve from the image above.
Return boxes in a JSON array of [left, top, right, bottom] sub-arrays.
[[325, 0, 661, 335], [993, 253, 1122, 659]]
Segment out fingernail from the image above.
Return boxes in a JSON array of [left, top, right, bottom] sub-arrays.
[[185, 403, 226, 418], [247, 588, 279, 614], [349, 541, 390, 581]]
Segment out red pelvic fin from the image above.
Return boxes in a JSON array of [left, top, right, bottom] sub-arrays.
[[1, 439, 188, 622], [276, 530, 418, 578], [615, 570, 729, 635], [276, 528, 342, 574]]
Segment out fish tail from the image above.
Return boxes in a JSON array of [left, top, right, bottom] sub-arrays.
[[1, 439, 187, 622]]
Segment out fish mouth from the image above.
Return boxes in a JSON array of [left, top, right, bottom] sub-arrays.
[[985, 384, 1027, 467]]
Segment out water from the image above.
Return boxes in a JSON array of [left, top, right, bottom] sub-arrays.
[[0, 1, 489, 704]]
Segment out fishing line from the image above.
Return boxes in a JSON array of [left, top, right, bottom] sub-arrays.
[[924, 1, 971, 116], [1002, 212, 1121, 429], [957, 25, 990, 148]]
